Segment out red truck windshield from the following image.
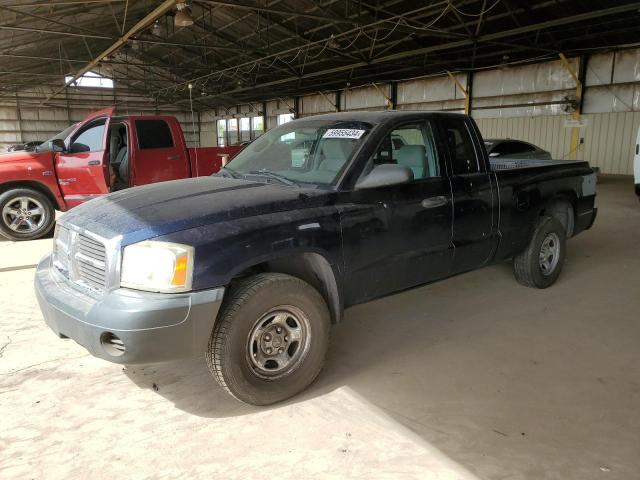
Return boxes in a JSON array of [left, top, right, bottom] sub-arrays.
[[36, 123, 78, 152]]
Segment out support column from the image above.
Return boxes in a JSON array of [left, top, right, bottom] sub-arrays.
[[15, 93, 23, 143], [391, 82, 398, 110], [559, 53, 583, 160], [447, 71, 470, 115]]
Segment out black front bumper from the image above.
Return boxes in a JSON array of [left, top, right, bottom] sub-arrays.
[[35, 255, 225, 364]]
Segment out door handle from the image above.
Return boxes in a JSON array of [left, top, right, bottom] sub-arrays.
[[88, 160, 100, 166], [167, 155, 180, 161], [421, 196, 448, 209]]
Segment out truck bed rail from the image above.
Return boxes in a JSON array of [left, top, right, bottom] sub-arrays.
[[490, 158, 583, 170]]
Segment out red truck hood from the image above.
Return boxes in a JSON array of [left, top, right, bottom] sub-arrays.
[[0, 149, 52, 164]]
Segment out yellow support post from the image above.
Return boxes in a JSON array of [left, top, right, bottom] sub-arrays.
[[371, 83, 393, 109], [559, 53, 583, 160], [318, 91, 339, 112], [447, 71, 470, 114]]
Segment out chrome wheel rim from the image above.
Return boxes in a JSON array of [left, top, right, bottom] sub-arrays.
[[539, 232, 560, 276], [247, 305, 311, 379], [2, 196, 46, 233]]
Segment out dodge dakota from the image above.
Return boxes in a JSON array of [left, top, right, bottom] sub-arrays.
[[35, 111, 597, 405], [0, 107, 241, 241]]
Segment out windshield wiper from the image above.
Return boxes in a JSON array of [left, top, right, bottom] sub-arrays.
[[217, 166, 239, 179], [245, 170, 298, 187]]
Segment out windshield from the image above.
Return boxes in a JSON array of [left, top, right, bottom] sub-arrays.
[[36, 123, 78, 152], [224, 119, 373, 186]]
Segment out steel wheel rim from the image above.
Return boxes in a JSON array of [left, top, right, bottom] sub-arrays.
[[1, 196, 46, 233], [247, 305, 311, 379], [539, 232, 560, 276]]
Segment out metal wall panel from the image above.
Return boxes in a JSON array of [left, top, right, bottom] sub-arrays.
[[475, 112, 638, 174], [301, 93, 336, 115], [0, 103, 200, 151], [341, 85, 388, 110], [397, 75, 464, 104]]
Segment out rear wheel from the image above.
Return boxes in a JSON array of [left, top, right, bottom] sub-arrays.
[[0, 188, 55, 241], [206, 273, 330, 405], [513, 216, 567, 289]]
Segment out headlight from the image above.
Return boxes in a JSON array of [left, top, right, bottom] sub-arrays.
[[120, 241, 194, 293]]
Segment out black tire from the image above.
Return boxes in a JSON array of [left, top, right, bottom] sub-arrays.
[[206, 273, 330, 405], [0, 188, 55, 241], [513, 216, 567, 289]]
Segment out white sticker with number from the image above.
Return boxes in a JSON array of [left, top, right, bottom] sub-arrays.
[[322, 128, 365, 139]]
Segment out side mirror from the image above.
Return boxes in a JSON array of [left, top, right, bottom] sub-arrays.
[[489, 151, 500, 157], [51, 139, 66, 153], [355, 163, 413, 190], [68, 142, 90, 154]]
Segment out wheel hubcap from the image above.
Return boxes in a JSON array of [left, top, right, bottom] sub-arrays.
[[247, 306, 311, 378], [539, 232, 560, 276], [1, 196, 46, 233]]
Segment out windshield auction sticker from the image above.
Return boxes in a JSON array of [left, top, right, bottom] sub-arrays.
[[323, 129, 366, 139]]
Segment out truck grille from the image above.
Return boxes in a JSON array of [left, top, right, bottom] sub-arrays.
[[53, 225, 110, 294], [76, 234, 107, 291]]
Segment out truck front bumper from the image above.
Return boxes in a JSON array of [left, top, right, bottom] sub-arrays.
[[35, 255, 225, 365]]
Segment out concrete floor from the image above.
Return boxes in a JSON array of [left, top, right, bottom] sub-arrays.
[[1, 176, 639, 480]]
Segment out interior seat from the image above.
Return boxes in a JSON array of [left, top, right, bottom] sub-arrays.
[[111, 126, 129, 189], [319, 139, 352, 173], [395, 144, 427, 179]]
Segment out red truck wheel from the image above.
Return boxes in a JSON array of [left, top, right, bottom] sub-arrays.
[[0, 188, 55, 241]]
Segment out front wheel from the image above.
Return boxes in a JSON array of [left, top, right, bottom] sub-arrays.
[[513, 216, 567, 289], [0, 188, 55, 241], [206, 273, 330, 405]]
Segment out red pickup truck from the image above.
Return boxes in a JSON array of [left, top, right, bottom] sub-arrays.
[[0, 107, 242, 240]]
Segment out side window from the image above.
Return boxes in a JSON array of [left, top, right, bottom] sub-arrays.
[[443, 118, 479, 175], [70, 120, 106, 153], [135, 120, 174, 149], [371, 121, 440, 180]]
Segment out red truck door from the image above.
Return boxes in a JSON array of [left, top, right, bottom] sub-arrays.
[[55, 108, 113, 207], [130, 118, 190, 186]]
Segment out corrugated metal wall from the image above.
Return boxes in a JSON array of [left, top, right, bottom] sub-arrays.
[[197, 48, 640, 175], [0, 84, 200, 152], [474, 112, 639, 175]]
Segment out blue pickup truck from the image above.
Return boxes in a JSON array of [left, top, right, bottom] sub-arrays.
[[35, 111, 597, 405]]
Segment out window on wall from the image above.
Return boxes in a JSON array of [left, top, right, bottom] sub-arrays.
[[240, 117, 251, 142], [65, 71, 113, 89], [277, 113, 294, 125], [251, 116, 264, 139], [217, 119, 226, 147], [228, 118, 238, 145]]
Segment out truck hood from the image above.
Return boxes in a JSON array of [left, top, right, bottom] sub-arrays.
[[0, 149, 51, 164], [60, 176, 334, 244]]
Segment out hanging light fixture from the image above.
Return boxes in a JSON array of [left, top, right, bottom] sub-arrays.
[[175, 2, 194, 27]]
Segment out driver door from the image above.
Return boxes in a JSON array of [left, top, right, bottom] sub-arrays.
[[55, 108, 113, 207], [341, 120, 453, 305]]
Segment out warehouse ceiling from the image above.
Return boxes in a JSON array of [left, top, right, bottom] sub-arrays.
[[1, 0, 640, 110]]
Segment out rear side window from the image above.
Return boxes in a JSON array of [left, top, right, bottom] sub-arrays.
[[135, 120, 174, 149], [442, 118, 479, 174]]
